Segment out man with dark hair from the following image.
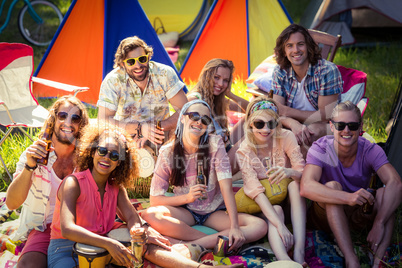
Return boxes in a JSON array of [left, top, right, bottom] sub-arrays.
[[272, 24, 343, 152], [301, 101, 402, 268], [97, 36, 188, 148], [6, 96, 89, 268]]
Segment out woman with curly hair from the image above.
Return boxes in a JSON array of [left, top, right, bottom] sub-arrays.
[[236, 96, 306, 265], [141, 100, 267, 252]]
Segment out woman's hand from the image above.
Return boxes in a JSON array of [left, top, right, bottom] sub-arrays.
[[186, 184, 207, 203], [105, 239, 133, 268], [277, 224, 294, 252], [228, 227, 246, 254], [267, 167, 293, 184]]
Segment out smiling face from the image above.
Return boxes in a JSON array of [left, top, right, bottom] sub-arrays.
[[213, 67, 231, 96], [251, 114, 277, 145], [122, 47, 149, 82], [284, 32, 309, 69], [53, 102, 81, 145], [330, 110, 362, 148], [182, 104, 211, 141], [92, 136, 120, 178]]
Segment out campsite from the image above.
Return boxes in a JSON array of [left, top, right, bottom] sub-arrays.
[[1, 0, 402, 267]]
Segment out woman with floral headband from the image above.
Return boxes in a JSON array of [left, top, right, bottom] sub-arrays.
[[236, 96, 306, 265], [141, 99, 266, 253]]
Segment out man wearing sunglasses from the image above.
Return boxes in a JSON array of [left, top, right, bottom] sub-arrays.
[[301, 102, 402, 268], [97, 36, 188, 148], [271, 24, 342, 154], [6, 96, 89, 268]]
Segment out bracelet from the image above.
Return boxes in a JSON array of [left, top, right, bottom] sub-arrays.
[[137, 122, 143, 138], [24, 163, 37, 172]]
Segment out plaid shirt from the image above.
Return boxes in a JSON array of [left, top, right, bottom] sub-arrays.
[[272, 59, 343, 110], [97, 61, 185, 123]]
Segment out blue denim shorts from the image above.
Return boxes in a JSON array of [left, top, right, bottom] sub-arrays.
[[47, 239, 77, 268], [186, 207, 226, 225]]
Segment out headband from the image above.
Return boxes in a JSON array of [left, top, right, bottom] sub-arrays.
[[250, 100, 278, 114]]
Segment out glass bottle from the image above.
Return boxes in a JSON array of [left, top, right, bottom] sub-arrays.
[[264, 157, 282, 196], [362, 173, 377, 214], [37, 123, 52, 165], [197, 160, 207, 200], [131, 223, 146, 267], [155, 120, 164, 156]]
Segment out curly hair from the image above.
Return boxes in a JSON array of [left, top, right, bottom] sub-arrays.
[[274, 24, 321, 70], [75, 123, 139, 188], [114, 36, 154, 69], [192, 59, 234, 130], [244, 96, 282, 153], [39, 95, 89, 141]]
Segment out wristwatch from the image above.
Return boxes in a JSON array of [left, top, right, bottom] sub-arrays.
[[24, 163, 37, 172]]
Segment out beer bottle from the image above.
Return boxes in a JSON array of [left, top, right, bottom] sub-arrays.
[[37, 123, 52, 165], [156, 120, 164, 144], [362, 173, 377, 214], [131, 223, 146, 267], [197, 160, 207, 200], [264, 157, 282, 196]]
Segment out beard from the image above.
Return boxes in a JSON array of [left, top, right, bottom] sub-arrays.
[[126, 64, 149, 82], [54, 127, 79, 145]]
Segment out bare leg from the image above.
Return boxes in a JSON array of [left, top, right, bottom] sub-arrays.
[[17, 252, 47, 268], [267, 205, 292, 261], [288, 181, 306, 264], [324, 181, 360, 268], [145, 244, 244, 268], [141, 206, 207, 240]]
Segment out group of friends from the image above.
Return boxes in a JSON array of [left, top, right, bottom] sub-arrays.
[[5, 24, 402, 268]]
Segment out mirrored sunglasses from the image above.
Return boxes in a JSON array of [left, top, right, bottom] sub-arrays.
[[56, 111, 82, 124], [184, 112, 212, 126], [253, 120, 278, 130], [331, 121, 360, 131], [96, 146, 120, 161], [123, 55, 149, 66]]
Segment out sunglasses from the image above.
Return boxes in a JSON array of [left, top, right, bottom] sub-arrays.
[[331, 121, 361, 131], [123, 55, 149, 66], [253, 120, 278, 130], [56, 112, 82, 124], [96, 146, 120, 161], [184, 112, 212, 126]]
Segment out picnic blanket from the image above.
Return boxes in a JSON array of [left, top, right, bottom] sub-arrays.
[[1, 194, 401, 267]]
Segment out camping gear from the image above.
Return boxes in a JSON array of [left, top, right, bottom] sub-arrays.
[[33, 0, 183, 105], [180, 0, 292, 82], [300, 0, 402, 45], [73, 242, 111, 268]]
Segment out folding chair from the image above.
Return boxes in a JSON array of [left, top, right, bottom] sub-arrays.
[[0, 43, 89, 180]]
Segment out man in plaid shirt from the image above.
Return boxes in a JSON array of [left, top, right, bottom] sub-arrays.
[[272, 24, 343, 154]]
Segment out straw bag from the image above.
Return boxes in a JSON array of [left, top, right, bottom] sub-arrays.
[[154, 17, 179, 48]]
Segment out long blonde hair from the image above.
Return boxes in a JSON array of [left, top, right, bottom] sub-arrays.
[[244, 96, 282, 153], [192, 58, 234, 130]]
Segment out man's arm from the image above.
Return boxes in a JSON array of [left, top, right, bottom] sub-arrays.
[[160, 89, 188, 131], [98, 106, 139, 136], [372, 163, 402, 226], [301, 164, 373, 206]]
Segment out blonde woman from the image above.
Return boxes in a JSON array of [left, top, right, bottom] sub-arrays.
[[236, 96, 306, 265]]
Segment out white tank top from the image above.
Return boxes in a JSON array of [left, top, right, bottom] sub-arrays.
[[45, 168, 62, 224]]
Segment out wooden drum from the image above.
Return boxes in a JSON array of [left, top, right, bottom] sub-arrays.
[[73, 242, 111, 268], [135, 145, 157, 178]]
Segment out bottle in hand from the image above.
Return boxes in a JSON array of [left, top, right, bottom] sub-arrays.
[[37, 123, 52, 165], [197, 160, 207, 200], [131, 223, 147, 267], [362, 173, 377, 214]]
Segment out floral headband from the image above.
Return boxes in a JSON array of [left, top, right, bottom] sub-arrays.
[[250, 100, 278, 114]]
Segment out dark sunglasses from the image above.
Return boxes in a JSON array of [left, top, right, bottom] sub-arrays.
[[123, 55, 149, 66], [253, 120, 278, 130], [184, 112, 212, 126], [96, 146, 120, 161], [56, 111, 82, 124], [331, 120, 361, 131]]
